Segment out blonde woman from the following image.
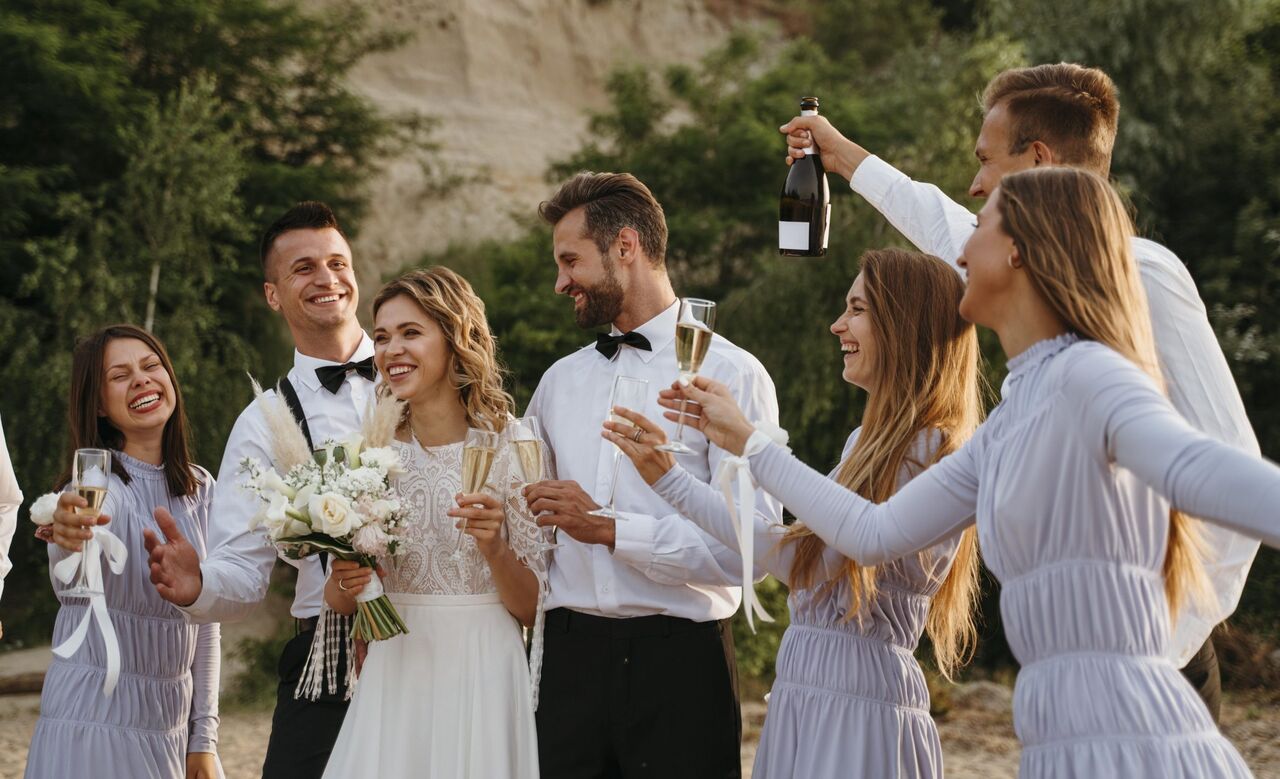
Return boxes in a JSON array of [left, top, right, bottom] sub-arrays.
[[669, 168, 1280, 777], [321, 267, 548, 778], [605, 249, 981, 778]]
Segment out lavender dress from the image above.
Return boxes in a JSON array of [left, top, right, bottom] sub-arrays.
[[25, 452, 221, 779], [653, 429, 959, 778]]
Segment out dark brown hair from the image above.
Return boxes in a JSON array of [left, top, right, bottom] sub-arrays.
[[56, 325, 200, 496], [259, 201, 346, 280], [538, 172, 668, 266], [983, 63, 1120, 177]]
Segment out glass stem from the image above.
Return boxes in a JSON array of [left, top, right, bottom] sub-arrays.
[[604, 449, 622, 513]]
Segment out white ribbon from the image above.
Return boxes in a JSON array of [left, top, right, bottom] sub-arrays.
[[714, 424, 788, 632], [355, 572, 384, 603], [51, 528, 128, 696]]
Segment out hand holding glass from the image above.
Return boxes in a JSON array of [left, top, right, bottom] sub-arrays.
[[65, 448, 111, 597], [455, 429, 498, 557], [656, 298, 716, 455], [590, 376, 649, 519]]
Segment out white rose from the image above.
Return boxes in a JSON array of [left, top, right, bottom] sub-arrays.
[[309, 492, 356, 538], [29, 492, 60, 526], [359, 447, 401, 476]]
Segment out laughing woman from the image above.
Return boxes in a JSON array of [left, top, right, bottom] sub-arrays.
[[665, 168, 1280, 777], [29, 325, 220, 779], [321, 267, 548, 779], [605, 248, 982, 778]]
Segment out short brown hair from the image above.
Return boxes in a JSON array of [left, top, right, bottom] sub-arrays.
[[983, 63, 1119, 176], [538, 172, 668, 266], [259, 201, 346, 279]]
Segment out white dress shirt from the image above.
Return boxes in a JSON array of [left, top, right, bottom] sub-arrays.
[[182, 335, 377, 622], [528, 300, 781, 621], [0, 414, 22, 603], [850, 155, 1261, 665]]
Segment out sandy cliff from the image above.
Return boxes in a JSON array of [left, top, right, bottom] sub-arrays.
[[302, 0, 732, 282]]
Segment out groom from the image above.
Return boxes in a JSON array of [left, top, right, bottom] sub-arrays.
[[142, 201, 375, 777], [525, 171, 780, 778]]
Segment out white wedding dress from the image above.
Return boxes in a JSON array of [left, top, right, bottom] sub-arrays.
[[322, 435, 550, 778]]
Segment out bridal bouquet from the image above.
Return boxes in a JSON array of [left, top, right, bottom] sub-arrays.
[[240, 379, 410, 640]]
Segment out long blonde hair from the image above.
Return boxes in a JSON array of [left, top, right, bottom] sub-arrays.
[[784, 248, 984, 680], [997, 167, 1210, 618], [372, 266, 514, 432]]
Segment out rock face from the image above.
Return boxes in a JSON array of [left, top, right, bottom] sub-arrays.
[[304, 0, 730, 283]]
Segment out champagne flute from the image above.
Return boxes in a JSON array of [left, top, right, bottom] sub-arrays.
[[589, 375, 649, 519], [454, 428, 498, 557], [507, 417, 556, 548], [65, 448, 111, 597], [656, 298, 716, 455]]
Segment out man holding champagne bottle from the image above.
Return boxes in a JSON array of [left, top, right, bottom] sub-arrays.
[[525, 171, 780, 778], [779, 62, 1259, 722]]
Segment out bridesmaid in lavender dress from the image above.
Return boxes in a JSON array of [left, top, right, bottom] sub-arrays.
[[605, 249, 983, 778], [30, 325, 220, 779], [666, 169, 1273, 777]]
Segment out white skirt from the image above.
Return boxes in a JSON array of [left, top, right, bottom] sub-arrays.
[[322, 592, 539, 778]]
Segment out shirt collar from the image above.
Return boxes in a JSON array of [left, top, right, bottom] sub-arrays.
[[607, 299, 679, 364], [291, 332, 376, 392]]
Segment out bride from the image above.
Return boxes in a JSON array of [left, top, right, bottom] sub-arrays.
[[321, 266, 549, 778]]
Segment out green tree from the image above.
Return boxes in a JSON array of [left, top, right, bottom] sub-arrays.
[[0, 0, 433, 647]]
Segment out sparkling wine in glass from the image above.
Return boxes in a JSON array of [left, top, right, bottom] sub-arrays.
[[589, 375, 649, 519], [656, 298, 716, 455], [455, 428, 498, 557], [66, 448, 111, 597], [507, 416, 556, 548]]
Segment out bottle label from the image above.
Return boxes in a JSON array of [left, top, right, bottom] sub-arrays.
[[801, 108, 817, 155], [779, 221, 810, 251]]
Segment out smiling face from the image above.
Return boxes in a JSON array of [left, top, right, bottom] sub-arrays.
[[956, 189, 1020, 329], [373, 294, 455, 404], [263, 227, 360, 335], [99, 337, 177, 441], [551, 207, 625, 329], [829, 272, 881, 391], [969, 102, 1039, 199]]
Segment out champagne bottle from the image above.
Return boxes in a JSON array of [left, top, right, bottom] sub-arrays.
[[778, 96, 830, 257]]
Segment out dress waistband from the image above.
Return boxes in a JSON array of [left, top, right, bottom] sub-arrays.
[[387, 591, 503, 607], [1019, 650, 1173, 671]]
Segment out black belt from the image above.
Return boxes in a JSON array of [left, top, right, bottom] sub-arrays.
[[544, 607, 723, 638], [294, 616, 319, 635]]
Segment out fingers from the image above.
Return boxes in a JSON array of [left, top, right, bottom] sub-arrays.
[[454, 492, 499, 509], [153, 507, 186, 545], [143, 529, 160, 556], [448, 505, 503, 523], [329, 559, 364, 573], [610, 406, 658, 432]]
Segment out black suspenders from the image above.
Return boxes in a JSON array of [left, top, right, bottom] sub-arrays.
[[275, 376, 326, 571]]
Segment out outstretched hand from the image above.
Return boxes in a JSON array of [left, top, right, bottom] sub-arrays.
[[657, 376, 755, 456], [143, 507, 203, 607], [779, 113, 867, 181]]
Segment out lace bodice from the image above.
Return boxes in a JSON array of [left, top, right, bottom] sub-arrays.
[[384, 437, 550, 596]]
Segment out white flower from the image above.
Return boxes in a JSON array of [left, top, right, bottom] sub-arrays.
[[29, 492, 60, 526], [340, 434, 364, 465], [359, 446, 401, 476], [369, 498, 399, 521], [260, 467, 296, 500], [292, 484, 315, 513], [352, 523, 391, 556], [309, 492, 357, 538], [261, 493, 293, 540]]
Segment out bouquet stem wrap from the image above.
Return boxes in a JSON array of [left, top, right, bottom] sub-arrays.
[[352, 566, 409, 641]]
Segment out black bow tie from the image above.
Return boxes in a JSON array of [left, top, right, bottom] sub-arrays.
[[315, 357, 376, 394], [595, 331, 652, 360]]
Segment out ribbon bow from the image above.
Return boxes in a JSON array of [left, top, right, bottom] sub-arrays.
[[51, 528, 128, 696], [713, 423, 788, 633]]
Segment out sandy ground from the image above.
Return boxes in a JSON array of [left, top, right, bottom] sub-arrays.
[[3, 646, 1278, 779]]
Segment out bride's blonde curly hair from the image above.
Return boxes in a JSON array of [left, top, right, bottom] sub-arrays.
[[372, 266, 514, 433]]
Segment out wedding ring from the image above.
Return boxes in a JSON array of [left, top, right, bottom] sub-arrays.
[[632, 427, 644, 442], [338, 578, 350, 592]]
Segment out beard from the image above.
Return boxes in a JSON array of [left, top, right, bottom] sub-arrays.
[[572, 254, 625, 329]]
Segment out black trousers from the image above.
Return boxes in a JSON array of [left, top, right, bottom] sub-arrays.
[[536, 608, 742, 779], [261, 628, 351, 779], [1181, 635, 1222, 723]]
